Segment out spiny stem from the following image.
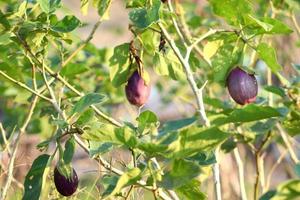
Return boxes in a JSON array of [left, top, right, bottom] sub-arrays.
[[158, 22, 223, 200]]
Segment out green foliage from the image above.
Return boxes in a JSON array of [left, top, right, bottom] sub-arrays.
[[256, 43, 283, 73], [63, 136, 76, 165], [260, 180, 300, 200], [212, 104, 283, 126], [103, 168, 141, 198], [51, 15, 80, 33], [72, 93, 106, 114], [109, 43, 131, 87], [0, 0, 299, 199], [23, 154, 51, 200], [158, 159, 201, 189], [129, 0, 161, 29]]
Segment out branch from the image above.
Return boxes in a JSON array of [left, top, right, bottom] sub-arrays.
[[0, 95, 39, 200], [14, 33, 123, 128], [158, 22, 223, 200], [264, 149, 287, 192], [290, 12, 300, 38], [276, 124, 299, 164], [168, 0, 211, 65], [74, 135, 173, 200], [0, 70, 52, 102], [233, 147, 247, 200], [254, 131, 272, 200], [159, 22, 210, 126], [166, 0, 187, 47], [62, 19, 102, 67]]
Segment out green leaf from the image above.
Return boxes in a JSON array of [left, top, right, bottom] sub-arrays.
[[80, 0, 89, 15], [83, 123, 138, 148], [0, 10, 11, 30], [283, 119, 300, 136], [248, 15, 273, 32], [126, 0, 147, 8], [295, 163, 300, 177], [264, 86, 286, 97], [37, 0, 61, 13], [176, 180, 206, 200], [115, 127, 138, 148], [158, 159, 201, 189], [256, 43, 283, 73], [140, 30, 158, 55], [260, 180, 300, 200], [209, 0, 252, 26], [51, 15, 80, 33], [137, 110, 158, 124], [82, 122, 118, 143], [203, 40, 223, 63], [97, 0, 112, 20], [104, 168, 141, 198], [23, 154, 51, 200], [89, 141, 114, 157], [153, 51, 185, 80], [163, 127, 229, 159], [212, 104, 282, 126], [0, 34, 9, 45], [60, 63, 89, 78], [211, 42, 242, 84], [250, 119, 277, 134], [129, 0, 161, 29], [63, 136, 75, 165], [261, 17, 293, 34], [76, 109, 95, 126], [72, 93, 106, 114], [101, 175, 119, 197], [178, 127, 230, 155], [159, 117, 197, 135], [137, 142, 168, 155], [187, 151, 216, 166], [260, 190, 277, 200], [109, 43, 131, 87]]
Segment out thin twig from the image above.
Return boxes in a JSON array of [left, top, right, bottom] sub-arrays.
[[74, 135, 173, 200], [166, 0, 187, 48], [254, 131, 272, 200], [264, 149, 287, 192], [0, 123, 10, 154], [0, 96, 38, 200], [14, 33, 123, 128], [290, 12, 300, 38], [0, 71, 51, 102], [0, 63, 39, 200], [62, 19, 102, 67], [158, 22, 223, 200], [276, 124, 299, 164], [124, 185, 134, 200], [170, 0, 211, 65], [233, 147, 247, 200]]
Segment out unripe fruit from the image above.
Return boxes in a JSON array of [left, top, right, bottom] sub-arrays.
[[226, 67, 258, 105], [125, 70, 151, 107], [54, 166, 78, 196]]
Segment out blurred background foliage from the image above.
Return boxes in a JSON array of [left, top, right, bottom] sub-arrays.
[[0, 0, 299, 200]]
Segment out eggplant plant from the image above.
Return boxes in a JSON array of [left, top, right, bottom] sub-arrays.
[[0, 0, 299, 200]]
